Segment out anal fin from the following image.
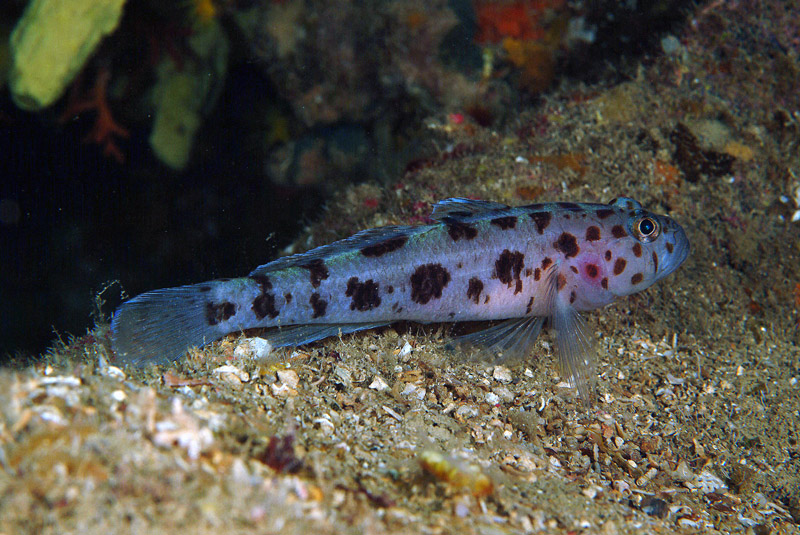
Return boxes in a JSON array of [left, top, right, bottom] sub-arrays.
[[263, 322, 391, 348], [453, 316, 545, 363]]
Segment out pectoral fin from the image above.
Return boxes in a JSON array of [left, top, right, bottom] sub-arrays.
[[550, 297, 596, 402]]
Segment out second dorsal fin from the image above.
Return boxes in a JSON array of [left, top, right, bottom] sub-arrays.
[[250, 225, 418, 277], [429, 198, 510, 221]]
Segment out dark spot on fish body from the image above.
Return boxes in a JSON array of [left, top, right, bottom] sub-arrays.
[[631, 273, 644, 285], [557, 273, 567, 291], [632, 243, 642, 257], [586, 264, 598, 278], [596, 208, 614, 219], [611, 225, 628, 238], [310, 293, 327, 318], [554, 232, 580, 258], [614, 258, 627, 275], [494, 249, 525, 294], [251, 275, 280, 320], [387, 285, 394, 294], [360, 236, 408, 257], [585, 226, 601, 242], [605, 250, 612, 261], [601, 277, 608, 289], [345, 277, 381, 311], [253, 293, 279, 320], [410, 264, 451, 304], [251, 274, 273, 291], [541, 257, 553, 270], [570, 266, 578, 274], [526, 296, 535, 314], [529, 211, 552, 234], [563, 214, 571, 220], [199, 285, 212, 292], [524, 268, 532, 277], [558, 202, 582, 211], [569, 291, 577, 304], [652, 252, 659, 272], [206, 301, 236, 325], [301, 259, 329, 288], [491, 216, 517, 230], [666, 242, 674, 254], [284, 292, 292, 304], [445, 220, 478, 241], [534, 268, 541, 281], [484, 295, 490, 304], [467, 277, 484, 304]]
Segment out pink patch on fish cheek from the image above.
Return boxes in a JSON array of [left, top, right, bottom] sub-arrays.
[[575, 254, 607, 289]]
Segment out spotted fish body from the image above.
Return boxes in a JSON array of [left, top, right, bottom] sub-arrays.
[[111, 197, 689, 398]]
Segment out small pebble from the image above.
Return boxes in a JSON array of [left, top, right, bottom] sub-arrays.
[[104, 366, 126, 380], [234, 337, 273, 360], [276, 369, 299, 389], [641, 496, 668, 518], [270, 382, 298, 397], [693, 470, 727, 493], [667, 373, 685, 385], [212, 365, 249, 384], [672, 459, 694, 482], [492, 366, 512, 383], [455, 405, 478, 419], [369, 375, 389, 391], [401, 383, 417, 396], [333, 365, 352, 388], [455, 501, 470, 518], [613, 480, 630, 493], [397, 342, 413, 357], [493, 386, 515, 403]]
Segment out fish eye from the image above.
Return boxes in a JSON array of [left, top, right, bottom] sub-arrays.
[[634, 217, 660, 242]]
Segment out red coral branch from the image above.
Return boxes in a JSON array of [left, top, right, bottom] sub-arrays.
[[61, 68, 129, 163]]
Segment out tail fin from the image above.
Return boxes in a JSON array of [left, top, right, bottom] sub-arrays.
[[110, 284, 224, 366]]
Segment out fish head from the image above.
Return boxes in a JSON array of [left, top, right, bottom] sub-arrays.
[[604, 198, 690, 297]]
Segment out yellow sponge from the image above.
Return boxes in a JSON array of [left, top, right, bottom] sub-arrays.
[[9, 0, 127, 110]]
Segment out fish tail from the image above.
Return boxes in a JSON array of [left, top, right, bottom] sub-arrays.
[[110, 283, 227, 366]]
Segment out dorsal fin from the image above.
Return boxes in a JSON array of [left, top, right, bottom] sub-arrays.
[[250, 225, 419, 276], [250, 198, 512, 277], [429, 198, 510, 222]]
